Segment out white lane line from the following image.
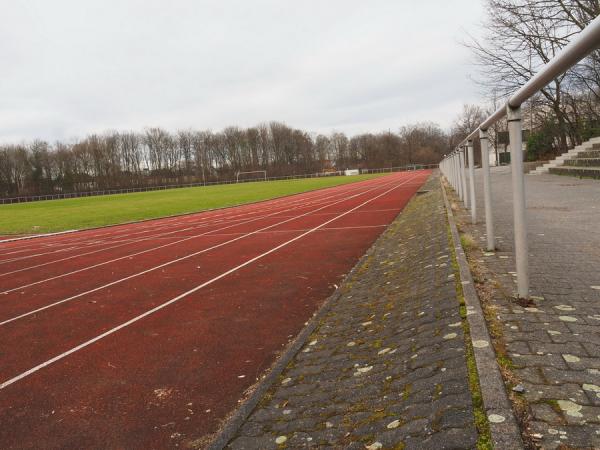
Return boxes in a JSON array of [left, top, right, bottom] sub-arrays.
[[0, 177, 381, 269], [0, 173, 420, 389], [180, 225, 390, 237], [0, 245, 84, 265], [0, 215, 253, 266], [0, 230, 79, 244], [0, 179, 386, 293], [0, 206, 269, 262], [0, 212, 264, 262]]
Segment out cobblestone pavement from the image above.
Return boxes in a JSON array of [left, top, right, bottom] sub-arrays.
[[456, 166, 600, 449], [224, 176, 482, 449]]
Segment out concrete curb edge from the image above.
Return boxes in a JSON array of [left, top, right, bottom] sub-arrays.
[[440, 177, 524, 449]]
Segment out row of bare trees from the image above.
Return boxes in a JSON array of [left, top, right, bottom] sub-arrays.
[[463, 0, 600, 160], [0, 122, 447, 198]]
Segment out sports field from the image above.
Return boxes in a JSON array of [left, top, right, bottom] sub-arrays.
[[0, 170, 430, 448], [0, 175, 385, 235]]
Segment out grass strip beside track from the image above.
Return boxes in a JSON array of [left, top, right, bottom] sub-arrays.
[[0, 174, 386, 234]]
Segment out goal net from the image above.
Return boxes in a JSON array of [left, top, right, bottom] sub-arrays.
[[236, 170, 267, 183]]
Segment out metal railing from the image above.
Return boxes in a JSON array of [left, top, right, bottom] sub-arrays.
[[439, 15, 600, 299], [0, 163, 438, 205]]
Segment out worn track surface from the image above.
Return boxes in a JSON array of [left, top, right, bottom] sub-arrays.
[[0, 170, 429, 449]]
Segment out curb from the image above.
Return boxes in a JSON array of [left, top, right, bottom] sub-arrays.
[[206, 174, 433, 449], [440, 179, 524, 450]]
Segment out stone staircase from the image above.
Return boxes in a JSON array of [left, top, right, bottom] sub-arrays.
[[530, 136, 600, 178]]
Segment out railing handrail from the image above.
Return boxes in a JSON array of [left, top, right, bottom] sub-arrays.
[[440, 13, 600, 301], [459, 14, 600, 147]]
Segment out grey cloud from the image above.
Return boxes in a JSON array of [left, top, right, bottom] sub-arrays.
[[0, 0, 484, 143]]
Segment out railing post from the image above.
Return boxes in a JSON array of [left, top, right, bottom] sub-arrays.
[[460, 147, 469, 208], [507, 104, 529, 299], [479, 129, 495, 251], [455, 152, 461, 198], [455, 152, 463, 200], [453, 154, 458, 195], [467, 139, 476, 224]]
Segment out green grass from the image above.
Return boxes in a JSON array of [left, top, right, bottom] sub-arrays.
[[0, 174, 386, 234]]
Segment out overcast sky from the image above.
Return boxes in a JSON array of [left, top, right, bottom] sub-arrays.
[[1, 0, 484, 143]]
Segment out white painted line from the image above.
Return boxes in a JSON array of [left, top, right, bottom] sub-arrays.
[[0, 245, 84, 265], [0, 216, 249, 267], [0, 173, 419, 389], [0, 230, 79, 244], [188, 224, 390, 237]]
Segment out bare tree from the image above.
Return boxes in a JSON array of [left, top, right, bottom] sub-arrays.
[[465, 0, 600, 152]]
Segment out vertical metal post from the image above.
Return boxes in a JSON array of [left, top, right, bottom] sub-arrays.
[[456, 152, 461, 196], [460, 148, 469, 208], [467, 140, 476, 224], [456, 152, 464, 200], [450, 155, 454, 189], [507, 105, 529, 299], [479, 129, 495, 251], [452, 152, 458, 192]]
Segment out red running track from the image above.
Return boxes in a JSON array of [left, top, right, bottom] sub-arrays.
[[0, 170, 430, 449]]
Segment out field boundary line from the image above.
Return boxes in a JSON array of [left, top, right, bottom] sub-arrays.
[[0, 230, 79, 244]]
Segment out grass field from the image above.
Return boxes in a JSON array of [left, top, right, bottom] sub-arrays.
[[0, 174, 387, 235]]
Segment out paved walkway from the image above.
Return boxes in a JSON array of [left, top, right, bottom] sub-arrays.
[[456, 166, 600, 449], [220, 177, 483, 449]]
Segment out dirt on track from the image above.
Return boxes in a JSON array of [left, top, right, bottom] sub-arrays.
[[0, 171, 430, 449]]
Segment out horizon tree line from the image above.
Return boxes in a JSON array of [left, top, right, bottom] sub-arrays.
[[0, 121, 449, 198]]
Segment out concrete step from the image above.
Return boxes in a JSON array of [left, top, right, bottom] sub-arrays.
[[564, 158, 600, 167], [528, 137, 600, 174], [575, 150, 600, 158], [532, 164, 552, 173], [549, 166, 600, 179], [542, 162, 559, 168]]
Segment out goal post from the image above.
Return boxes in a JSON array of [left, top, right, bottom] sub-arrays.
[[236, 170, 267, 183]]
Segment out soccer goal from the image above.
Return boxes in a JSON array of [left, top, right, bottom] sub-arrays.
[[236, 170, 267, 183]]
